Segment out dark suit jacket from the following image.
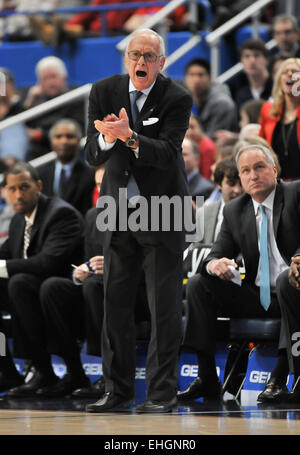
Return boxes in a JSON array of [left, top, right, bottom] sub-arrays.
[[202, 181, 300, 284], [0, 193, 84, 278], [229, 72, 273, 112], [84, 207, 103, 260], [84, 73, 192, 252], [188, 172, 215, 201], [38, 159, 95, 216]]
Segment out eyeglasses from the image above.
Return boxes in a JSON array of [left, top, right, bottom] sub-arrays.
[[282, 69, 300, 75], [127, 51, 162, 63], [274, 29, 294, 36]]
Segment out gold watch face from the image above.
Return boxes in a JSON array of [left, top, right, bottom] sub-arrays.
[[126, 133, 137, 147]]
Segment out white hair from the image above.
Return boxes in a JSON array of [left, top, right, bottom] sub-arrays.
[[125, 28, 166, 57], [35, 56, 68, 79], [235, 144, 275, 167], [239, 123, 261, 140]]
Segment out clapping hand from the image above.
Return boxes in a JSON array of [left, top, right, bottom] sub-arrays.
[[94, 108, 132, 143], [289, 256, 300, 289]]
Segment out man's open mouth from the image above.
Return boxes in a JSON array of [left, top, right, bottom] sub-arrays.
[[136, 71, 147, 78]]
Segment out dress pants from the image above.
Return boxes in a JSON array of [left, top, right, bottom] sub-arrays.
[[183, 273, 284, 356], [0, 273, 52, 365], [40, 274, 104, 359], [276, 269, 300, 375], [102, 230, 183, 402]]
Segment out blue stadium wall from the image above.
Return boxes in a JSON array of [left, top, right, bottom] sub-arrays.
[[0, 31, 234, 89]]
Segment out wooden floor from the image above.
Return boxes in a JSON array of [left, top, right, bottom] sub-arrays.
[[1, 397, 300, 436]]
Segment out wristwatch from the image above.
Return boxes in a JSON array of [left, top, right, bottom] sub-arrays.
[[125, 131, 138, 148]]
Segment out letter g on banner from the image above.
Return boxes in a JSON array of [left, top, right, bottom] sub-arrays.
[[0, 332, 6, 356], [0, 71, 6, 96]]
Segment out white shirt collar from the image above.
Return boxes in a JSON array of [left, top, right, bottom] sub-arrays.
[[129, 79, 156, 97], [252, 187, 276, 216]]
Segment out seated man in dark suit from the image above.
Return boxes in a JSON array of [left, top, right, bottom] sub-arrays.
[[38, 118, 95, 216], [0, 162, 84, 396], [182, 137, 215, 203], [36, 204, 105, 398], [178, 136, 300, 402], [35, 166, 149, 398]]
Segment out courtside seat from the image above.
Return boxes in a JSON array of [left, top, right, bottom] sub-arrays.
[[223, 318, 281, 398], [229, 318, 280, 341]]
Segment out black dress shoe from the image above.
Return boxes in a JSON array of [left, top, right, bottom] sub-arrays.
[[285, 389, 300, 403], [72, 376, 105, 398], [136, 397, 177, 413], [177, 377, 222, 401], [0, 373, 24, 393], [36, 373, 90, 398], [86, 392, 133, 413], [257, 377, 289, 403], [6, 371, 58, 397]]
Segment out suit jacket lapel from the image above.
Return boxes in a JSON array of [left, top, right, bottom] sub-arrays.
[[113, 75, 132, 125], [135, 74, 167, 131], [14, 216, 25, 258], [273, 183, 283, 239], [29, 195, 47, 247], [47, 162, 56, 196], [112, 74, 166, 129], [241, 197, 259, 281], [62, 160, 81, 200]]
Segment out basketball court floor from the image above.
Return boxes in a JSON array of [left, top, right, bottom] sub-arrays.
[[0, 395, 300, 437]]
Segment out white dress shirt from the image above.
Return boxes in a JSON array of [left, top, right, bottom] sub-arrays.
[[0, 204, 38, 278], [252, 189, 288, 290]]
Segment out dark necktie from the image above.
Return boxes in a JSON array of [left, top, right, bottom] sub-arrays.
[[127, 91, 143, 202], [259, 204, 271, 311], [131, 90, 143, 124], [58, 167, 68, 197]]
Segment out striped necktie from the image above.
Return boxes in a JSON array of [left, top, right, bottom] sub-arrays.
[[23, 218, 32, 259], [259, 204, 271, 311]]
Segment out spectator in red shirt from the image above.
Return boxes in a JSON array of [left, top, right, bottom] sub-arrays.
[[185, 114, 217, 180]]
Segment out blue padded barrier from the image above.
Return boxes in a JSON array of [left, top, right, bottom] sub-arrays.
[[0, 32, 234, 89]]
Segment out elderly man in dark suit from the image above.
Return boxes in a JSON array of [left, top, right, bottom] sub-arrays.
[[38, 118, 95, 216], [0, 162, 84, 396], [85, 28, 192, 413], [178, 136, 300, 403]]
